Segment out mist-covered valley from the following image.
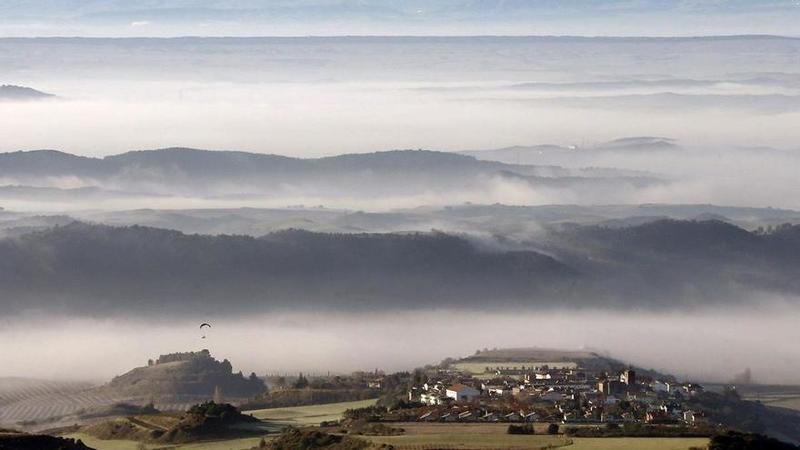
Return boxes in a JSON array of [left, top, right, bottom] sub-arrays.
[[2, 36, 800, 157], [2, 36, 800, 215], [4, 28, 800, 448]]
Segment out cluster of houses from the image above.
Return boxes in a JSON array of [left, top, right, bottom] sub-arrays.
[[405, 364, 711, 426]]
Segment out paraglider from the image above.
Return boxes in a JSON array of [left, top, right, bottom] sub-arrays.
[[200, 323, 211, 339]]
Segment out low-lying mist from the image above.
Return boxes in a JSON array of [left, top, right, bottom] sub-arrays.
[[3, 80, 799, 157], [2, 307, 799, 385]]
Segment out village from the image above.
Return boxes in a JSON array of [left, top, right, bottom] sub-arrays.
[[362, 362, 716, 430]]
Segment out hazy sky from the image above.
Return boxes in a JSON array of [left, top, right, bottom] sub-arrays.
[[4, 80, 799, 158], [1, 0, 800, 37], [2, 3, 800, 389]]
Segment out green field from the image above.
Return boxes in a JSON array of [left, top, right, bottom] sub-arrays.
[[363, 435, 707, 450], [357, 423, 708, 450], [245, 399, 378, 426], [66, 432, 266, 450], [364, 433, 567, 449]]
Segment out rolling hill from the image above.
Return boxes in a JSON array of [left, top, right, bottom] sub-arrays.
[[0, 221, 575, 314], [0, 148, 659, 199]]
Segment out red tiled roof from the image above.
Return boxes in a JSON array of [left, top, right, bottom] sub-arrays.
[[448, 383, 474, 392]]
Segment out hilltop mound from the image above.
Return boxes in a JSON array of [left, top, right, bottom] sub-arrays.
[[83, 401, 261, 444], [457, 347, 630, 374], [265, 427, 383, 450], [158, 402, 260, 443], [104, 350, 264, 401], [464, 347, 600, 362], [595, 136, 680, 152]]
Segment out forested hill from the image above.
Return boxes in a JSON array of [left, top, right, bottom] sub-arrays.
[[0, 222, 574, 314], [2, 219, 800, 315]]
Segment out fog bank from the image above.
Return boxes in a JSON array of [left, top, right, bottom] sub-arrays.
[[3, 81, 800, 157], [2, 308, 798, 385]]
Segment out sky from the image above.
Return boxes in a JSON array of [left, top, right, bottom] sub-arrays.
[[1, 0, 800, 37]]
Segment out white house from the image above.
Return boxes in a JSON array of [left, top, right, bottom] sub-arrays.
[[485, 385, 511, 396], [446, 384, 480, 402], [420, 392, 448, 405], [683, 410, 709, 424]]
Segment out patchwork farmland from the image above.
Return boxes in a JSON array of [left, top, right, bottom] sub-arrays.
[[0, 377, 197, 429]]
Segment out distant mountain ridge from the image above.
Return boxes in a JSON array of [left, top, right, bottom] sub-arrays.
[[460, 136, 684, 166], [0, 148, 660, 199], [0, 85, 55, 101]]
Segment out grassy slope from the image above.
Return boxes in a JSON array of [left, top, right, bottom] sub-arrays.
[[245, 399, 378, 425], [362, 435, 708, 450], [65, 432, 265, 450], [364, 433, 567, 449]]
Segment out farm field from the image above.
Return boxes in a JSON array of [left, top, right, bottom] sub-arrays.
[[569, 437, 709, 450], [763, 398, 800, 411], [0, 377, 202, 429], [357, 423, 708, 450], [245, 398, 377, 425], [364, 433, 567, 449], [0, 378, 94, 406], [66, 432, 266, 450], [738, 385, 800, 412], [0, 377, 104, 427]]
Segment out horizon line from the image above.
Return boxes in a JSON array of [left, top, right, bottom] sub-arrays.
[[1, 33, 799, 40]]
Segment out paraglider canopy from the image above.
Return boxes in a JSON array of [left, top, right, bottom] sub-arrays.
[[200, 323, 211, 339]]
